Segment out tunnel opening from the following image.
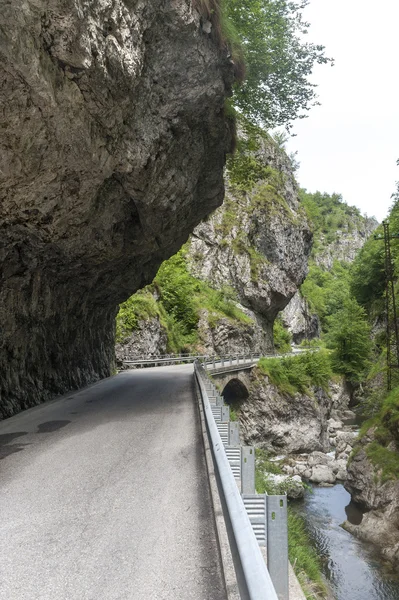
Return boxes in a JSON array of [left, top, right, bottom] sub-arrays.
[[222, 378, 249, 405]]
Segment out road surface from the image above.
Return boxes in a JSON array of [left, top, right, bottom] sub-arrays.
[[0, 366, 226, 600]]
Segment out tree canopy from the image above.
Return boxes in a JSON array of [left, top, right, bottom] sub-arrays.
[[225, 0, 333, 128], [326, 298, 372, 382]]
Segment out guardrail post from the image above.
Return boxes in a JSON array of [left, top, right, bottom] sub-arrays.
[[221, 406, 230, 422], [241, 447, 255, 494], [236, 354, 239, 365], [212, 356, 216, 369], [267, 495, 289, 600], [229, 355, 232, 366], [221, 356, 225, 367], [229, 421, 240, 446]]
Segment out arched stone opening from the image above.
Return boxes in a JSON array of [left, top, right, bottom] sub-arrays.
[[222, 378, 249, 405]]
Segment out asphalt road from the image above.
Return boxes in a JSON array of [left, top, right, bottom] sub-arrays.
[[0, 366, 226, 600]]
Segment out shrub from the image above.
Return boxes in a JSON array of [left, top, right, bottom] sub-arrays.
[[258, 350, 332, 395], [116, 289, 159, 342], [366, 442, 399, 482], [273, 318, 292, 354]]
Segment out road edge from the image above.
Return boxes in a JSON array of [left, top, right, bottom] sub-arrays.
[[194, 375, 240, 600]]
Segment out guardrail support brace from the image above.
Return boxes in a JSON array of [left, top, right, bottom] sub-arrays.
[[221, 406, 230, 422], [241, 447, 255, 494], [229, 422, 240, 446], [267, 495, 289, 600]]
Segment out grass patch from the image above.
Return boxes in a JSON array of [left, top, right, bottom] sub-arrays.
[[214, 198, 240, 237], [230, 406, 238, 421], [257, 350, 332, 396], [381, 386, 399, 442], [354, 385, 399, 481], [288, 511, 328, 600], [247, 246, 269, 282], [251, 181, 298, 224], [226, 128, 274, 191], [365, 442, 399, 482]]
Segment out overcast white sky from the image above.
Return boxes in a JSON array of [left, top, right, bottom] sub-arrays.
[[284, 0, 399, 222]]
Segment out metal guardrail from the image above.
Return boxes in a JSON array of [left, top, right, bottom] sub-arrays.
[[123, 350, 304, 597], [195, 360, 282, 600], [122, 353, 263, 366], [122, 354, 211, 365], [121, 348, 308, 368]]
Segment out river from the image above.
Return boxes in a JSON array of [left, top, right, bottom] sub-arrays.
[[294, 484, 399, 599]]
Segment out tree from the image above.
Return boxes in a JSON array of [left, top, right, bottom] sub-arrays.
[[326, 298, 372, 382], [225, 0, 333, 128], [350, 234, 385, 313]]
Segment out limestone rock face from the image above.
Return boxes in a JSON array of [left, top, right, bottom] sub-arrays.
[[0, 0, 235, 417], [344, 435, 399, 567], [281, 291, 320, 344], [196, 308, 270, 355], [282, 210, 377, 342], [314, 217, 378, 270], [238, 369, 351, 454], [187, 133, 312, 353], [115, 317, 167, 362]]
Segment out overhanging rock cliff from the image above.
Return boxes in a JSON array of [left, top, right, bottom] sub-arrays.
[[115, 124, 312, 360], [187, 128, 312, 352], [0, 0, 235, 418]]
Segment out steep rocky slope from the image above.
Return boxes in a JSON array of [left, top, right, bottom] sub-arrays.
[[226, 354, 356, 487], [116, 124, 312, 359], [188, 143, 312, 350], [343, 378, 399, 566], [0, 0, 236, 418], [282, 192, 378, 342], [240, 370, 348, 454], [344, 433, 399, 566]]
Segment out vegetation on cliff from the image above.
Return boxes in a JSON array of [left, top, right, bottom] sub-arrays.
[[258, 350, 332, 395], [300, 189, 399, 484], [299, 191, 377, 326], [221, 0, 332, 128], [293, 191, 377, 384], [116, 247, 251, 353]]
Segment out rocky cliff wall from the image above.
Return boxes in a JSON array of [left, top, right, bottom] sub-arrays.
[[0, 0, 235, 418], [217, 363, 357, 487], [115, 126, 312, 360], [281, 291, 320, 344], [186, 129, 312, 353], [238, 367, 351, 454], [314, 216, 378, 271], [344, 431, 399, 567]]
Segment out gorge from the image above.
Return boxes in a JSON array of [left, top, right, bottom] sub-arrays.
[[1, 2, 399, 598]]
